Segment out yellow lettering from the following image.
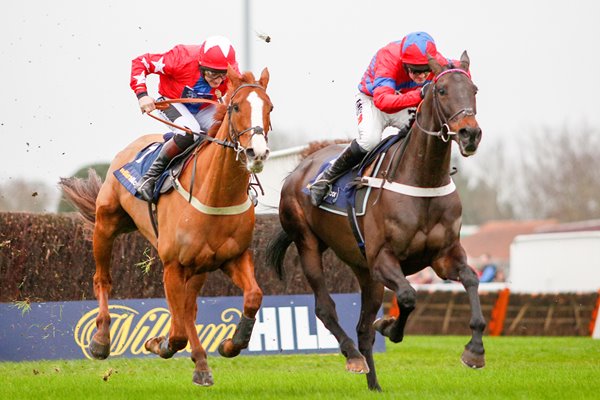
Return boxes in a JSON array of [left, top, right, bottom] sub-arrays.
[[74, 304, 242, 359]]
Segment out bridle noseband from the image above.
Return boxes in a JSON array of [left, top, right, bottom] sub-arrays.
[[414, 68, 475, 142]]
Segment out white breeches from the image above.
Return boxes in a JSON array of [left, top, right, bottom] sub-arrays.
[[157, 99, 218, 139], [355, 92, 416, 151]]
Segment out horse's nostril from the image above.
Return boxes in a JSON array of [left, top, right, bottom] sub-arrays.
[[459, 127, 481, 139], [246, 148, 256, 159]]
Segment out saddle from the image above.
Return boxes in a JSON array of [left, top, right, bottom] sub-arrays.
[[113, 133, 202, 202]]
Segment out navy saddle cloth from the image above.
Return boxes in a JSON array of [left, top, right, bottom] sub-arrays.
[[302, 133, 405, 216], [113, 133, 195, 201]]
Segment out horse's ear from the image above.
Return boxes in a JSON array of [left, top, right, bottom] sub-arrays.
[[227, 65, 242, 88], [460, 50, 470, 72], [258, 67, 270, 89], [428, 54, 443, 75]]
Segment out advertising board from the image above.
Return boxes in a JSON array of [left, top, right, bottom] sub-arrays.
[[0, 294, 384, 361]]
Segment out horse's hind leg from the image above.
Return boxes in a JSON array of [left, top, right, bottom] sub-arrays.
[[297, 238, 368, 374], [89, 204, 128, 359], [145, 262, 190, 358], [217, 250, 263, 358], [355, 271, 385, 391]]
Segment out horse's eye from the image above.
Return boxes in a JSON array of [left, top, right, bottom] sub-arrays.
[[270, 105, 274, 112], [473, 85, 479, 94], [232, 104, 239, 112], [438, 88, 446, 96]]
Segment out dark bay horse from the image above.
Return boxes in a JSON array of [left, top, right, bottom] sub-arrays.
[[267, 52, 483, 391], [60, 67, 273, 386]]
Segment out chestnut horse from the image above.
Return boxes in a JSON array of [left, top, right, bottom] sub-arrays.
[[60, 67, 273, 386], [267, 52, 483, 391]]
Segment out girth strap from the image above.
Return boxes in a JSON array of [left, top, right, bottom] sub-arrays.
[[359, 177, 456, 197], [173, 177, 252, 215]]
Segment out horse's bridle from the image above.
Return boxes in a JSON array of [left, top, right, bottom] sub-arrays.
[[225, 83, 271, 159], [414, 68, 476, 142]]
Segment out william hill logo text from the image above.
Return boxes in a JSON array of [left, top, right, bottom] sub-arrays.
[[74, 304, 338, 359]]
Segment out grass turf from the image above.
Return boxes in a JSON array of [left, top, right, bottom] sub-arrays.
[[1, 336, 599, 400]]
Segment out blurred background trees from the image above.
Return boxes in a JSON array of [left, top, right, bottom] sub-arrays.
[[0, 178, 58, 213], [0, 163, 109, 213]]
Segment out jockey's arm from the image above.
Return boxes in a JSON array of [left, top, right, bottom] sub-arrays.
[[372, 86, 421, 114]]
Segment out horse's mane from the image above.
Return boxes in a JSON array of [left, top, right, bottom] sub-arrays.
[[300, 139, 350, 159], [207, 104, 227, 137], [207, 71, 258, 137]]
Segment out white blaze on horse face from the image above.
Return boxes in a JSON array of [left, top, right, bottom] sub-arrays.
[[248, 92, 269, 158]]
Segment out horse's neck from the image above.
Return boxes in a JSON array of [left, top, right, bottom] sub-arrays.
[[398, 103, 452, 187], [188, 121, 250, 205]]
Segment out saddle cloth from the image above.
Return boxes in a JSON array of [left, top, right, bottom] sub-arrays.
[[113, 133, 194, 201], [303, 133, 405, 216]]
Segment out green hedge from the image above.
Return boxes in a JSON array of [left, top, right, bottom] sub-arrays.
[[0, 213, 358, 302]]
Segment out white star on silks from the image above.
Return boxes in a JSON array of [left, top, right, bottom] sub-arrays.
[[203, 36, 232, 57], [134, 72, 146, 85], [141, 57, 150, 70], [152, 57, 165, 74]]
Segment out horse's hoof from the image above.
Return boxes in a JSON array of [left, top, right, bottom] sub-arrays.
[[144, 336, 165, 356], [461, 348, 485, 369], [368, 383, 382, 392], [89, 339, 110, 360], [217, 339, 241, 358], [373, 317, 395, 336], [373, 317, 405, 342], [193, 370, 214, 386], [346, 356, 369, 374]]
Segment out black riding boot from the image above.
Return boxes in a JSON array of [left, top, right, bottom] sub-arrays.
[[136, 138, 187, 202], [309, 140, 367, 207]]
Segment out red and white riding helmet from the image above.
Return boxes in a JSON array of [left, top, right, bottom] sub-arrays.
[[198, 36, 238, 71], [400, 31, 438, 66]]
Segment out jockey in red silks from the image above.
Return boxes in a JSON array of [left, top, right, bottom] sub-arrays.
[[130, 36, 240, 202], [310, 31, 458, 206]]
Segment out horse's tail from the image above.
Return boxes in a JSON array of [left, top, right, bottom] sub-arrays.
[[58, 168, 102, 226], [266, 228, 293, 280]]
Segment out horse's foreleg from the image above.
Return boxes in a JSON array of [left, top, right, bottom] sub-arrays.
[[217, 250, 263, 358], [145, 263, 188, 359], [458, 262, 486, 368], [371, 247, 416, 343], [355, 272, 385, 391], [89, 220, 117, 360], [460, 265, 486, 368], [182, 273, 214, 386], [435, 249, 486, 369], [298, 240, 368, 374]]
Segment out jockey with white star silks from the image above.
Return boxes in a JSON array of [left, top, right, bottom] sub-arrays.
[[309, 31, 463, 207], [130, 36, 239, 202]]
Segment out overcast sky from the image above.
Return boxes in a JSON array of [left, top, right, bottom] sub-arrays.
[[1, 0, 599, 193]]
